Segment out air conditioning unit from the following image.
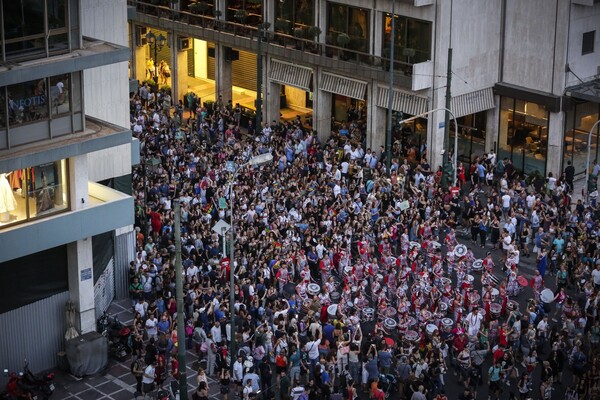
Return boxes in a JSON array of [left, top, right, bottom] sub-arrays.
[[135, 26, 147, 47], [178, 37, 191, 51]]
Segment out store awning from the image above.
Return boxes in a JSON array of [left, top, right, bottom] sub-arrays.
[[494, 82, 561, 112], [565, 79, 600, 104], [450, 87, 495, 118], [269, 59, 313, 91], [320, 72, 367, 100], [376, 86, 429, 116]]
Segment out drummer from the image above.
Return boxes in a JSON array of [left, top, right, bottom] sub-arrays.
[[530, 270, 544, 302]]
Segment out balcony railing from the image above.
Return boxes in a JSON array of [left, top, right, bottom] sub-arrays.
[[129, 0, 415, 78]]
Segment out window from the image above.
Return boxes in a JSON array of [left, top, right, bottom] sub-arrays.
[[226, 0, 262, 25], [582, 31, 595, 55], [49, 75, 70, 116], [326, 2, 369, 53], [2, 0, 69, 61], [275, 0, 314, 35], [7, 79, 50, 127], [382, 14, 432, 64], [0, 159, 69, 229]]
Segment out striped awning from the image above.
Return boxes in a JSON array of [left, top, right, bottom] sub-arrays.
[[268, 59, 313, 91], [320, 72, 367, 100], [377, 86, 429, 116], [450, 87, 495, 118]]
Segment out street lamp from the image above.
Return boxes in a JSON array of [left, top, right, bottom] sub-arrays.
[[584, 119, 600, 203], [397, 107, 458, 185], [146, 31, 166, 84], [227, 153, 273, 372]]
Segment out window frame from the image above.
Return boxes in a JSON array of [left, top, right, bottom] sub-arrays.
[[582, 30, 595, 55]]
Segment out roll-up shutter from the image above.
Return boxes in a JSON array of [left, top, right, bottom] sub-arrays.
[[269, 59, 313, 91], [377, 86, 429, 116]]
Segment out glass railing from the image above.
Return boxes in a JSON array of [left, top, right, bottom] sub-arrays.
[[129, 0, 415, 77]]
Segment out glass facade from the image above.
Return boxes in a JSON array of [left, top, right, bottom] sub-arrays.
[[226, 0, 262, 25], [0, 159, 69, 228], [452, 111, 487, 163], [498, 97, 549, 175], [2, 0, 69, 62], [563, 101, 600, 175], [382, 14, 432, 65], [326, 2, 369, 53], [275, 0, 314, 35]]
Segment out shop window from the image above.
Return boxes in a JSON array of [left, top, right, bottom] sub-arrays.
[[7, 79, 50, 127], [0, 159, 69, 228], [275, 0, 314, 35], [582, 31, 595, 55], [49, 75, 70, 116], [498, 97, 548, 176], [382, 14, 432, 65], [452, 111, 487, 163], [326, 2, 369, 53], [2, 0, 69, 61], [563, 101, 600, 175]]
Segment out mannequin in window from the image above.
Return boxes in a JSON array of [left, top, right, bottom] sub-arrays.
[[0, 172, 17, 222], [37, 173, 54, 213]]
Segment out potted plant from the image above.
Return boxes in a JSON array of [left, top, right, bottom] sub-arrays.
[[308, 26, 321, 40], [402, 47, 416, 63], [246, 0, 262, 4], [189, 1, 209, 14], [275, 19, 291, 34], [234, 9, 248, 23], [336, 33, 350, 47]]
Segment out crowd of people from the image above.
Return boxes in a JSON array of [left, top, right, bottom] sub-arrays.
[[125, 85, 600, 400]]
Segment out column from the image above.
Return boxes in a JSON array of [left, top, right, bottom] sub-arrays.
[[316, 89, 332, 144], [216, 44, 232, 103], [67, 155, 95, 334], [174, 44, 188, 104], [134, 45, 147, 83], [429, 103, 446, 170], [546, 111, 565, 177], [485, 100, 499, 152], [367, 83, 386, 152], [266, 80, 281, 125]]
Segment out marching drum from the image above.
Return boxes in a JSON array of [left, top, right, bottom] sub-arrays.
[[472, 259, 483, 273], [469, 294, 481, 310], [430, 241, 442, 249], [307, 283, 320, 296], [421, 310, 432, 322], [404, 330, 419, 343], [327, 304, 338, 319], [384, 307, 397, 318], [507, 299, 519, 311], [344, 266, 353, 277], [541, 288, 554, 304], [441, 318, 454, 330], [454, 244, 468, 258], [410, 241, 421, 249], [384, 318, 397, 331], [490, 303, 502, 318], [362, 307, 375, 321], [439, 302, 449, 315], [463, 274, 474, 289], [301, 299, 311, 314], [491, 288, 499, 302], [426, 324, 438, 338], [407, 316, 417, 327], [330, 291, 341, 303]]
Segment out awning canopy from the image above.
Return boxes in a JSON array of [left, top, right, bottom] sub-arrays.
[[269, 59, 313, 91], [376, 86, 429, 116], [565, 79, 600, 104], [450, 87, 495, 118], [320, 72, 367, 100]]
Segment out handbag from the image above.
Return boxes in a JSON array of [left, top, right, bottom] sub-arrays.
[[200, 342, 208, 353]]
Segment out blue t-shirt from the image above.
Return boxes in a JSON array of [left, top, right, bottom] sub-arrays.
[[553, 237, 564, 254]]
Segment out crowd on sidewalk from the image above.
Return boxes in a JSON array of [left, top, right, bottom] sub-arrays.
[[125, 86, 600, 400]]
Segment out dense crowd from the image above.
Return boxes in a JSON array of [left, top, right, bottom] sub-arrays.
[[126, 86, 600, 400]]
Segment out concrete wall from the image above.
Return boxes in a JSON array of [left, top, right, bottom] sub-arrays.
[[502, 0, 561, 93], [81, 0, 130, 129], [87, 143, 134, 182], [566, 2, 600, 87]]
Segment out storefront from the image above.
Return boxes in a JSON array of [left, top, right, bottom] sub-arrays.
[[563, 80, 600, 176], [449, 88, 495, 163], [0, 160, 69, 226]]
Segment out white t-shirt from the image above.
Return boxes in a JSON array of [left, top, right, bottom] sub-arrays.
[[592, 268, 600, 285], [142, 364, 155, 384], [145, 317, 158, 336], [304, 339, 321, 360], [502, 194, 511, 208]]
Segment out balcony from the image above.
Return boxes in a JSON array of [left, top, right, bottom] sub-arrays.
[[128, 0, 414, 89]]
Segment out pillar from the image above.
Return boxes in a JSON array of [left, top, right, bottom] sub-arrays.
[[316, 89, 332, 144], [134, 44, 147, 83], [367, 83, 386, 152], [67, 155, 95, 334], [429, 103, 446, 170], [485, 98, 499, 153], [216, 44, 233, 103], [547, 111, 565, 177], [266, 80, 281, 125], [174, 44, 188, 104]]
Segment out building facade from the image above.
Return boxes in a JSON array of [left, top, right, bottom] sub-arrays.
[[129, 0, 600, 178], [0, 0, 134, 374]]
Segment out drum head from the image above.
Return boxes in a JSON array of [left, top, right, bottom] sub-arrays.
[[491, 288, 499, 296], [405, 330, 419, 342], [454, 244, 467, 257], [407, 316, 417, 326], [540, 288, 554, 303], [441, 318, 453, 327], [466, 274, 474, 283], [327, 304, 338, 316], [490, 303, 502, 313], [410, 241, 420, 249], [472, 260, 483, 270], [384, 318, 397, 329], [431, 241, 442, 249], [439, 302, 448, 311]]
